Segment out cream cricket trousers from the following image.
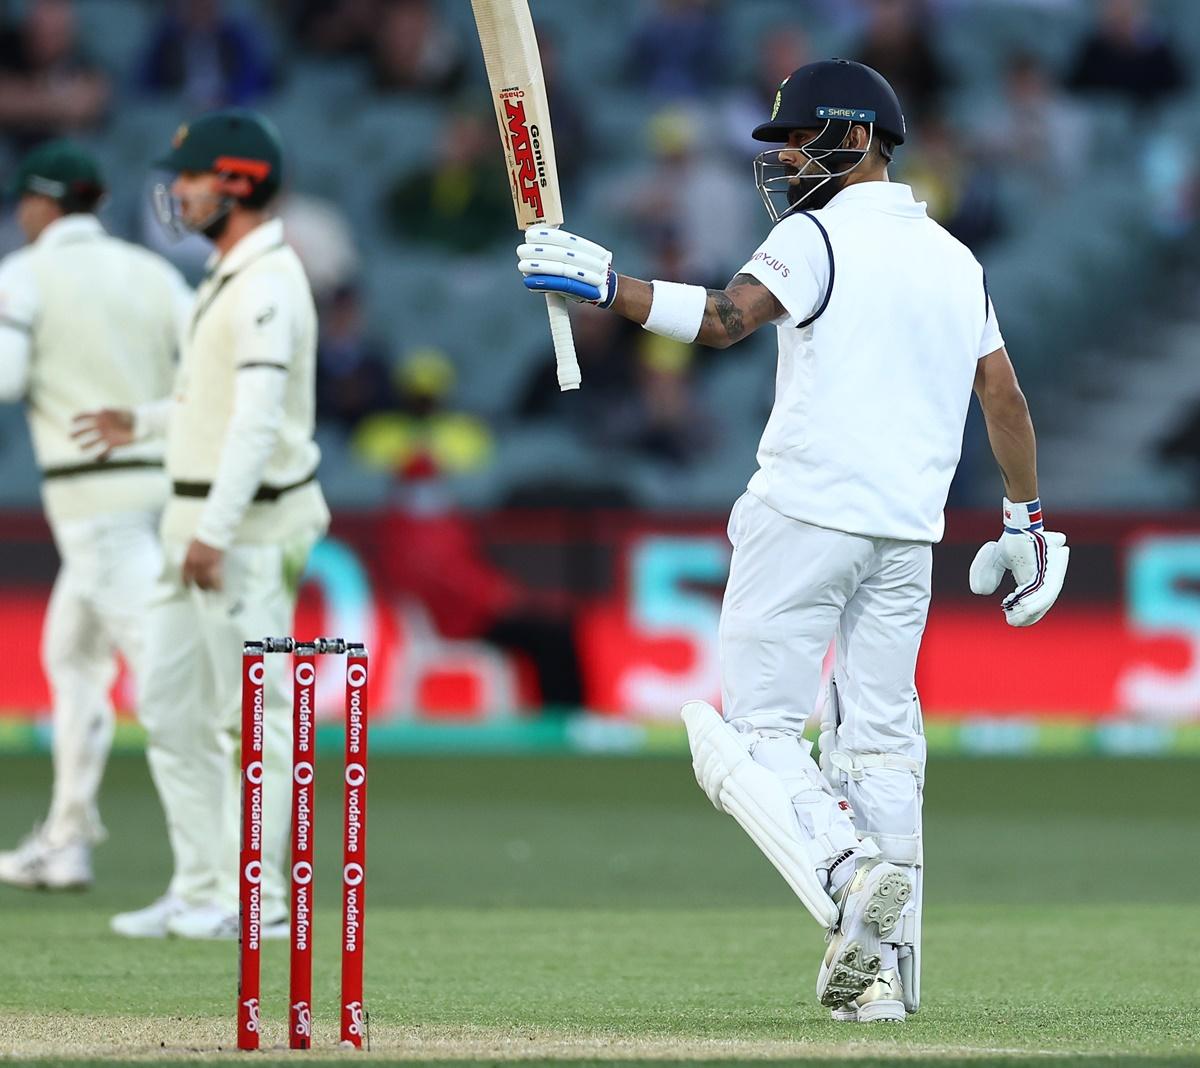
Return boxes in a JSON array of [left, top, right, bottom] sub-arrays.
[[41, 511, 162, 848], [719, 492, 929, 859], [137, 529, 319, 919]]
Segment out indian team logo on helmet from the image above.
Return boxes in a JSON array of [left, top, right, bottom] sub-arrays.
[[771, 78, 788, 121], [172, 123, 189, 149]]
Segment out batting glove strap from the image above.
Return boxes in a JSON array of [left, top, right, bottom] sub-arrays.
[[517, 226, 614, 305], [523, 267, 617, 307], [1002, 496, 1043, 533]]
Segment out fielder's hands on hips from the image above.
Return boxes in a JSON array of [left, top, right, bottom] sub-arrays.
[[183, 538, 224, 591], [969, 497, 1069, 627], [517, 227, 617, 307], [70, 408, 135, 459]]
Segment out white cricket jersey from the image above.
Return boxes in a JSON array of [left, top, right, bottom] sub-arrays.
[[739, 181, 1004, 543], [162, 218, 329, 547], [0, 214, 188, 526]]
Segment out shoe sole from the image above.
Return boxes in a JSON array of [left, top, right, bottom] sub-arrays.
[[819, 870, 913, 1009]]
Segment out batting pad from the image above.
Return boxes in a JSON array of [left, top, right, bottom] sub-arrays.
[[682, 701, 840, 929]]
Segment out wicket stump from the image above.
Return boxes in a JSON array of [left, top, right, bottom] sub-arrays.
[[237, 637, 369, 1051]]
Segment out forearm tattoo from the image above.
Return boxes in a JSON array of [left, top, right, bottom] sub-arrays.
[[708, 289, 747, 342], [706, 274, 772, 344]]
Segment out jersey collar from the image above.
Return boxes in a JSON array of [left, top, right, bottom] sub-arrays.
[[824, 181, 927, 216], [207, 217, 285, 279], [35, 213, 104, 247]]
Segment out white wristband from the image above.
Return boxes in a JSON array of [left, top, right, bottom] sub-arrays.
[[642, 280, 707, 343]]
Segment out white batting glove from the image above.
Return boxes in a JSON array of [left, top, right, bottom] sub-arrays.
[[518, 227, 617, 307], [969, 497, 1069, 627]]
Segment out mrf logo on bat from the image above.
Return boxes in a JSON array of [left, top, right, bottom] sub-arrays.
[[499, 87, 548, 219]]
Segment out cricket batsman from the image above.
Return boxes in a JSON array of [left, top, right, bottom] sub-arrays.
[[79, 110, 330, 938], [0, 142, 189, 890], [516, 60, 1069, 1020]]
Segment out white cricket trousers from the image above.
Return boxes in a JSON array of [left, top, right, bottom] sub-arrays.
[[136, 529, 319, 920], [41, 511, 162, 848], [719, 492, 929, 862]]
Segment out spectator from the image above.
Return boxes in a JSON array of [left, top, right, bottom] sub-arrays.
[[901, 114, 1004, 251], [627, 0, 724, 101], [283, 0, 376, 58], [723, 27, 811, 159], [537, 29, 588, 184], [315, 285, 395, 432], [0, 0, 110, 149], [1066, 0, 1186, 106], [853, 0, 948, 118], [370, 0, 466, 96], [377, 483, 585, 709], [516, 303, 640, 424], [607, 107, 753, 287], [352, 348, 494, 477], [277, 189, 360, 306], [601, 330, 714, 468], [138, 0, 274, 109], [978, 52, 1089, 193], [383, 111, 514, 254]]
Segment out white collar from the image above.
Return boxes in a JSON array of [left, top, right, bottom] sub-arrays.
[[206, 218, 285, 279], [824, 181, 927, 216], [35, 214, 104, 248]]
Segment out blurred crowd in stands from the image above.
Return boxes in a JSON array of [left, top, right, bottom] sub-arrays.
[[0, 0, 1198, 498]]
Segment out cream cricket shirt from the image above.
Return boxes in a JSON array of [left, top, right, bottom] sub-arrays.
[[739, 182, 1004, 544], [161, 218, 329, 548], [0, 214, 187, 526]]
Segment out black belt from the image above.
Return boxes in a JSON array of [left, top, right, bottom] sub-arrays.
[[172, 471, 317, 503], [42, 459, 163, 480]]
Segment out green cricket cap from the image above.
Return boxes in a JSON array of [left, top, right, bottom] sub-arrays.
[[9, 140, 105, 202], [155, 108, 284, 205]]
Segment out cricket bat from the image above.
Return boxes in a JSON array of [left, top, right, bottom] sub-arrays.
[[470, 0, 581, 391]]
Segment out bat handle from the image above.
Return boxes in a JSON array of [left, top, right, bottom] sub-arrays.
[[545, 293, 581, 391]]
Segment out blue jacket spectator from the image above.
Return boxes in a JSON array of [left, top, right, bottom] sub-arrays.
[[138, 0, 274, 108], [1066, 0, 1186, 105], [627, 0, 724, 100]]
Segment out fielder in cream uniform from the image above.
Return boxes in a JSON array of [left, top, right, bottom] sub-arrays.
[[0, 142, 188, 891], [86, 110, 330, 939], [517, 61, 1069, 1021]]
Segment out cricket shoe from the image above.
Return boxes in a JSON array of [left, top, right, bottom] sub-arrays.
[[815, 860, 912, 1011], [854, 968, 906, 1023], [111, 893, 189, 937], [166, 902, 289, 940], [0, 825, 92, 890]]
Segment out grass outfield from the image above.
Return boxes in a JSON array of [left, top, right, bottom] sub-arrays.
[[0, 753, 1197, 1066]]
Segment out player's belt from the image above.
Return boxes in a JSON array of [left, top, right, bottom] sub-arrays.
[[42, 458, 163, 480], [172, 470, 317, 503]]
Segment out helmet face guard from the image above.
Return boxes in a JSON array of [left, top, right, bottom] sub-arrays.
[[753, 119, 875, 222], [151, 172, 236, 239]]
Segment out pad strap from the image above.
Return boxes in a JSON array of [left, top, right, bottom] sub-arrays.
[[829, 751, 924, 783]]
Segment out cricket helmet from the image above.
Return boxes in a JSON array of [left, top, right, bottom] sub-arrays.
[[752, 59, 907, 222], [155, 108, 285, 207], [10, 139, 105, 212]]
